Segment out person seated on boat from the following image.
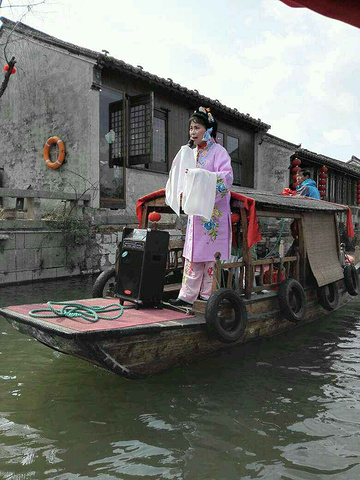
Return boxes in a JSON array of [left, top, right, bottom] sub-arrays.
[[295, 170, 320, 199], [166, 107, 233, 307]]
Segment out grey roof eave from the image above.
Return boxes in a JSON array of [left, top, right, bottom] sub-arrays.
[[234, 187, 349, 213], [293, 148, 360, 178], [0, 16, 270, 132]]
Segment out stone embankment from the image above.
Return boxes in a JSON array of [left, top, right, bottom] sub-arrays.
[[0, 220, 123, 286]]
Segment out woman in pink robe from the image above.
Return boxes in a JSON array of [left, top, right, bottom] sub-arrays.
[[170, 107, 233, 307]]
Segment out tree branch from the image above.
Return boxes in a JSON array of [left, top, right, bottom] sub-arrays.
[[0, 56, 16, 99], [1, 1, 46, 7]]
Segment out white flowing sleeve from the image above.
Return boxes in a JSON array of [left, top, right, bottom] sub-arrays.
[[165, 145, 196, 215], [182, 169, 217, 221]]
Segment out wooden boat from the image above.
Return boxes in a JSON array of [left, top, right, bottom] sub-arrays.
[[1, 188, 359, 379]]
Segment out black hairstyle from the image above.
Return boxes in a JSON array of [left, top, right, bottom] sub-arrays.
[[298, 169, 311, 178], [189, 107, 218, 138]]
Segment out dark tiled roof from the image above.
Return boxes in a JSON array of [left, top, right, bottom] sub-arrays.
[[0, 17, 270, 132], [348, 155, 360, 168], [263, 133, 301, 150], [294, 148, 360, 178], [234, 187, 349, 213]]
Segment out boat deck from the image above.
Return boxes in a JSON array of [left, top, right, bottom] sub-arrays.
[[0, 298, 199, 338]]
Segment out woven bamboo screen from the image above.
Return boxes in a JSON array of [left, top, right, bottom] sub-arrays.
[[303, 213, 344, 287]]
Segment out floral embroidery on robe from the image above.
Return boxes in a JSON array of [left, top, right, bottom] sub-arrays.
[[182, 141, 233, 263]]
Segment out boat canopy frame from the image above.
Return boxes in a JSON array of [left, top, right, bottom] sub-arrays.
[[136, 188, 351, 299]]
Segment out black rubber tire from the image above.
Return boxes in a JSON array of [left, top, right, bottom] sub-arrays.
[[278, 278, 307, 323], [343, 264, 360, 296], [317, 282, 339, 311], [92, 267, 116, 298], [205, 288, 247, 343]]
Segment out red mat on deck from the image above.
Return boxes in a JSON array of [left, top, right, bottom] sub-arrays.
[[6, 298, 194, 332]]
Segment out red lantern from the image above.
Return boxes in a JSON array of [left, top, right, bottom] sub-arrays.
[[318, 179, 326, 186], [319, 166, 328, 173], [231, 213, 240, 224], [148, 211, 161, 229], [291, 166, 301, 174], [292, 174, 298, 182], [291, 183, 297, 190], [319, 173, 328, 180], [292, 158, 301, 167], [3, 64, 16, 75], [318, 185, 326, 192]]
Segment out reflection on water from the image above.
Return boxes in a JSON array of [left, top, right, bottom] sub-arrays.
[[1, 277, 360, 479]]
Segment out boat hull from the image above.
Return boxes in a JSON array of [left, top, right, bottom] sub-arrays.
[[0, 283, 353, 379]]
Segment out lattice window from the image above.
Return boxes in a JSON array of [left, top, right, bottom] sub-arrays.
[[109, 100, 125, 167], [128, 93, 153, 165], [130, 104, 147, 156]]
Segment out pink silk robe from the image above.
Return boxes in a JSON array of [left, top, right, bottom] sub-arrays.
[[182, 141, 233, 263]]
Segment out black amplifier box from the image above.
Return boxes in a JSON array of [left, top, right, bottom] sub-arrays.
[[116, 228, 170, 307]]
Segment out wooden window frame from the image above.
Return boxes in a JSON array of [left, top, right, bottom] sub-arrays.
[[145, 108, 168, 173], [127, 92, 154, 167], [218, 132, 242, 186], [109, 99, 126, 167], [101, 89, 126, 209]]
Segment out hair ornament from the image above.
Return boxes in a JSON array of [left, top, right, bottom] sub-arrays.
[[202, 127, 213, 142], [196, 106, 214, 124]]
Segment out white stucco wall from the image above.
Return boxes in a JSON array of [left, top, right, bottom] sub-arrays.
[[256, 135, 298, 194], [0, 30, 100, 210]]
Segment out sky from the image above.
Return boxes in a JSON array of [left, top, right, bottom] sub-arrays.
[[1, 0, 359, 161]]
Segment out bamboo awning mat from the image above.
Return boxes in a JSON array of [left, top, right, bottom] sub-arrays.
[[303, 213, 344, 287]]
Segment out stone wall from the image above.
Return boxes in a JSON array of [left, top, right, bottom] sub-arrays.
[[0, 30, 100, 210], [0, 220, 123, 286], [256, 134, 299, 194]]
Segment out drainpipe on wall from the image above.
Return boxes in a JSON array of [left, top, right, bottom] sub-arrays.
[[0, 166, 4, 207]]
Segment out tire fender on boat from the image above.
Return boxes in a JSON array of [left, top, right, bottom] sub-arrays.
[[278, 278, 306, 323], [205, 288, 247, 343], [343, 264, 360, 296], [92, 267, 116, 298], [317, 282, 339, 311]]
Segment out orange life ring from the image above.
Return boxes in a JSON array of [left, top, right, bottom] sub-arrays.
[[43, 136, 65, 169]]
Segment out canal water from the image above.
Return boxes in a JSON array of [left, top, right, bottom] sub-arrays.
[[1, 276, 360, 480]]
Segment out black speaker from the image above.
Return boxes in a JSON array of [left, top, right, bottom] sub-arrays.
[[116, 228, 170, 307]]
